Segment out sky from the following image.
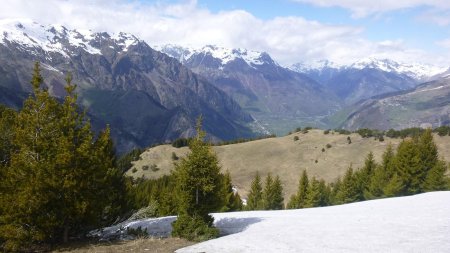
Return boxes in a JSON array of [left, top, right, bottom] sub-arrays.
[[0, 0, 449, 67]]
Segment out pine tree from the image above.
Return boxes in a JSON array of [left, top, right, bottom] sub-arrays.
[[383, 173, 404, 197], [171, 117, 221, 240], [262, 175, 283, 210], [418, 129, 439, 190], [288, 170, 309, 209], [220, 171, 242, 212], [395, 139, 422, 195], [305, 177, 321, 207], [359, 152, 377, 200], [335, 165, 359, 204], [318, 179, 330, 206], [262, 173, 274, 210], [246, 172, 263, 210], [422, 160, 448, 191], [0, 64, 125, 249]]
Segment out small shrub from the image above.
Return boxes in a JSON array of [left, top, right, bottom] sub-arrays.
[[315, 160, 318, 163], [293, 136, 299, 141], [126, 226, 148, 238], [171, 152, 179, 160], [142, 165, 149, 171], [322, 148, 325, 152], [128, 200, 159, 220], [347, 136, 352, 144], [131, 168, 138, 173], [172, 214, 219, 242], [324, 129, 330, 135], [326, 143, 332, 149], [150, 164, 159, 172], [378, 135, 384, 142]]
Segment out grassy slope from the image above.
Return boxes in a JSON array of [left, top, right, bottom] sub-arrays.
[[127, 130, 450, 200]]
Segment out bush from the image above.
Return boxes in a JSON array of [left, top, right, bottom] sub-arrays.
[[171, 214, 219, 242], [126, 226, 148, 238], [293, 136, 299, 141], [150, 164, 159, 172], [322, 148, 325, 152], [171, 152, 179, 160], [172, 138, 191, 148], [131, 168, 138, 173], [326, 143, 332, 149], [347, 136, 352, 144], [128, 200, 159, 220], [142, 165, 149, 171], [324, 129, 330, 135]]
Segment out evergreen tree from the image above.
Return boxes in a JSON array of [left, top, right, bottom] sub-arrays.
[[0, 64, 125, 250], [329, 178, 342, 205], [262, 175, 283, 210], [171, 117, 221, 241], [418, 129, 439, 190], [246, 172, 263, 210], [395, 139, 422, 195], [220, 171, 243, 212], [288, 170, 309, 209], [422, 160, 448, 191], [305, 177, 321, 207], [359, 152, 377, 200], [318, 179, 331, 206], [383, 173, 404, 197], [335, 165, 359, 204]]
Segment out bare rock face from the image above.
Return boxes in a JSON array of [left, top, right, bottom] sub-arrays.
[[0, 20, 254, 153]]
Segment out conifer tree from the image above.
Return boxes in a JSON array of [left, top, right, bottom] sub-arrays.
[[418, 129, 439, 190], [383, 173, 404, 197], [359, 152, 377, 200], [305, 177, 321, 207], [288, 170, 309, 209], [262, 174, 284, 210], [422, 160, 448, 191], [318, 179, 331, 206], [220, 171, 242, 212], [246, 171, 263, 210], [171, 117, 221, 240], [0, 63, 124, 250], [335, 165, 359, 204], [395, 139, 422, 195]]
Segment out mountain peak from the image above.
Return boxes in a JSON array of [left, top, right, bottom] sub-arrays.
[[0, 19, 141, 57], [155, 44, 277, 68]]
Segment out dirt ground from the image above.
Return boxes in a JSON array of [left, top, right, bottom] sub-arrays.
[[53, 237, 195, 253]]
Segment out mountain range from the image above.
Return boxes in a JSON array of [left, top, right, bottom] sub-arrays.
[[0, 19, 255, 153], [1, 19, 449, 153]]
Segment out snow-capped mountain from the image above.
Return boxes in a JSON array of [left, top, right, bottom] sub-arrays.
[[292, 58, 447, 81], [290, 58, 448, 105], [0, 19, 140, 58], [155, 44, 276, 68], [0, 19, 255, 153], [157, 44, 342, 134]]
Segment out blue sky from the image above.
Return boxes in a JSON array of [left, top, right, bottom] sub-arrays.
[[1, 0, 449, 66]]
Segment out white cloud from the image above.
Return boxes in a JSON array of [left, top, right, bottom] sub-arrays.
[[0, 0, 447, 67], [291, 0, 450, 18]]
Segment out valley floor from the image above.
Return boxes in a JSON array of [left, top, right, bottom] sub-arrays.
[[99, 192, 450, 253]]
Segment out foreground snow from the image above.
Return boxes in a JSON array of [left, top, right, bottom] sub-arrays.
[[99, 192, 450, 252]]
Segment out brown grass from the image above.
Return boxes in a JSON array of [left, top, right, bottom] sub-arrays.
[[53, 237, 194, 253], [127, 130, 450, 201]]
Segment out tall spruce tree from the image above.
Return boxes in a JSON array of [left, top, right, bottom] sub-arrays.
[[395, 139, 422, 195], [220, 171, 243, 212], [262, 174, 284, 210], [288, 170, 309, 209], [305, 177, 321, 208], [0, 63, 124, 250], [246, 172, 263, 210], [422, 160, 448, 191], [359, 152, 377, 200], [335, 165, 359, 204], [171, 117, 221, 241]]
